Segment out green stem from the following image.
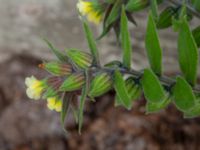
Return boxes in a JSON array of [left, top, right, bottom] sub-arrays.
[[91, 67, 200, 94]]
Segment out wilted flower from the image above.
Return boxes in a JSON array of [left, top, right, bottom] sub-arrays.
[[25, 76, 47, 100], [77, 0, 104, 24], [47, 96, 62, 112]]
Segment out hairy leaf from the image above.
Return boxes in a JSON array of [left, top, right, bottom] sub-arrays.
[[105, 0, 122, 28], [82, 20, 100, 66], [61, 93, 74, 127], [145, 12, 162, 75], [157, 6, 177, 29], [78, 70, 89, 134], [126, 0, 149, 12], [141, 69, 166, 103], [121, 6, 132, 69], [177, 17, 199, 85], [43, 38, 68, 62], [113, 70, 132, 109], [150, 0, 158, 21], [115, 77, 141, 107], [172, 77, 196, 112]]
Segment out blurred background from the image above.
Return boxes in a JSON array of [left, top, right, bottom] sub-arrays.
[[0, 0, 200, 150]]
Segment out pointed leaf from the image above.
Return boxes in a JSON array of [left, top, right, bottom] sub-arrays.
[[121, 6, 132, 69], [43, 38, 68, 62], [61, 92, 73, 126], [172, 76, 196, 112], [156, 6, 177, 29], [177, 17, 199, 85], [145, 12, 162, 75], [78, 70, 89, 134], [113, 70, 132, 109], [105, 0, 122, 28], [192, 26, 200, 47], [82, 20, 100, 66], [115, 78, 141, 107], [126, 0, 149, 12], [141, 69, 166, 103], [150, 0, 158, 21]]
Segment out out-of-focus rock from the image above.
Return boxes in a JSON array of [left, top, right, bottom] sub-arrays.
[[0, 0, 88, 63], [0, 101, 65, 150]]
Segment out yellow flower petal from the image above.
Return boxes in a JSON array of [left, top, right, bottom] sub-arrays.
[[25, 76, 45, 100], [77, 0, 103, 24], [47, 97, 62, 112]]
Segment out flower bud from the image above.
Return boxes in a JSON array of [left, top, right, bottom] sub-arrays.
[[59, 72, 85, 91], [66, 49, 93, 69], [39, 62, 73, 76], [88, 72, 113, 98], [125, 77, 141, 100]]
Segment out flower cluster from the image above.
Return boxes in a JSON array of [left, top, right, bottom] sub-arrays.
[[25, 49, 113, 113]]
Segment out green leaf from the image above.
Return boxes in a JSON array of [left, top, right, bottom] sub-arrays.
[[141, 69, 166, 103], [82, 20, 100, 66], [120, 6, 132, 69], [105, 0, 122, 28], [156, 6, 177, 29], [61, 93, 73, 127], [194, 0, 200, 11], [150, 0, 158, 21], [177, 17, 199, 85], [126, 0, 149, 12], [113, 70, 132, 109], [145, 12, 162, 75], [43, 38, 68, 62], [115, 77, 141, 107], [146, 96, 171, 113], [192, 26, 200, 47], [172, 76, 196, 112], [78, 70, 89, 134], [105, 0, 115, 4], [184, 97, 200, 118]]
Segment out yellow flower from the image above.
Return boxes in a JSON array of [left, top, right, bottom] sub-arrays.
[[25, 76, 46, 100], [47, 97, 62, 112], [77, 0, 103, 24]]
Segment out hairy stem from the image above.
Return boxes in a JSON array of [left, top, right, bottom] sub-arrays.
[[92, 67, 200, 94]]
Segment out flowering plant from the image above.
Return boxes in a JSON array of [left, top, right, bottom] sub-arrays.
[[25, 0, 200, 133]]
